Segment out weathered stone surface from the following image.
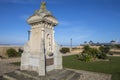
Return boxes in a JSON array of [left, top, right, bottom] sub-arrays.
[[66, 68, 112, 80], [21, 1, 63, 76], [3, 69, 81, 80], [0, 58, 20, 76]]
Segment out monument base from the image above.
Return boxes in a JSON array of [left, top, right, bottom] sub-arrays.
[[3, 69, 81, 80], [21, 52, 62, 76], [21, 41, 63, 76], [21, 52, 46, 76]]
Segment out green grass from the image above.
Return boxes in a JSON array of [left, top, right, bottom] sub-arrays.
[[11, 62, 20, 66], [63, 55, 120, 80], [11, 55, 120, 80]]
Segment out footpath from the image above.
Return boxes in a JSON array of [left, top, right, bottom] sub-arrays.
[[0, 58, 20, 76]]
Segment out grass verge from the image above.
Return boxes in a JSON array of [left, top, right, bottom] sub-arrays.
[[11, 55, 120, 80], [63, 55, 120, 80]]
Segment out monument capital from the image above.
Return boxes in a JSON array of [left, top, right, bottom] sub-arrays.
[[27, 2, 58, 26]]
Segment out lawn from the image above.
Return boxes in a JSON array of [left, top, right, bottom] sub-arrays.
[[63, 55, 120, 80], [11, 55, 120, 80]]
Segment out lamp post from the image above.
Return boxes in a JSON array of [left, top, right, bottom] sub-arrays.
[[28, 30, 30, 40], [70, 38, 72, 52]]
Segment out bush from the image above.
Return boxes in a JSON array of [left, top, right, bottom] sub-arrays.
[[6, 48, 20, 57], [60, 47, 70, 54], [77, 53, 93, 62], [17, 48, 23, 56], [96, 52, 108, 59], [18, 48, 23, 53], [111, 44, 120, 49], [78, 45, 108, 62], [82, 45, 99, 59], [99, 46, 110, 53], [115, 44, 120, 49]]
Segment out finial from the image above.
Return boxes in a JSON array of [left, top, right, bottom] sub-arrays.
[[40, 1, 46, 11]]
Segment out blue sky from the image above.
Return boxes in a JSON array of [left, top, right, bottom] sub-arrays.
[[0, 0, 120, 46]]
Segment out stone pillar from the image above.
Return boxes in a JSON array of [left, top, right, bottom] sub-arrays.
[[52, 28, 55, 53], [20, 41, 30, 70], [54, 43, 63, 69], [38, 28, 46, 76]]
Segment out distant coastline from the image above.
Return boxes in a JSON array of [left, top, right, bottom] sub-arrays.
[[0, 44, 24, 47]]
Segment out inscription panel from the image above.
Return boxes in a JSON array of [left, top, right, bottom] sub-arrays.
[[46, 58, 54, 66]]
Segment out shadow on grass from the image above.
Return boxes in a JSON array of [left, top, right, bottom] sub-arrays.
[[11, 62, 20, 66], [112, 72, 120, 80]]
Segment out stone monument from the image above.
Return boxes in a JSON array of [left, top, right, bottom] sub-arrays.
[[21, 2, 63, 76]]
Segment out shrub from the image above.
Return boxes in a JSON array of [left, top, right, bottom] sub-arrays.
[[18, 48, 23, 53], [6, 48, 20, 57], [77, 53, 93, 62], [83, 45, 91, 53], [60, 47, 70, 54], [115, 44, 120, 49], [96, 52, 108, 59], [90, 48, 100, 59], [111, 44, 120, 49], [17, 48, 23, 56], [82, 45, 99, 59], [78, 45, 108, 62], [99, 46, 110, 53]]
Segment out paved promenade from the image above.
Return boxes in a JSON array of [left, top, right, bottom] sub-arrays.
[[0, 58, 20, 76], [0, 57, 112, 80]]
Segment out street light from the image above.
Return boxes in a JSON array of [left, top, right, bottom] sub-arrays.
[[28, 30, 31, 40], [70, 38, 72, 51]]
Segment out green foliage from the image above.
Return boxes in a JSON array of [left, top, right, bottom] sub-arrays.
[[109, 52, 120, 55], [18, 48, 23, 53], [60, 47, 70, 54], [11, 62, 21, 66], [90, 48, 100, 59], [17, 48, 23, 56], [96, 52, 108, 59], [99, 46, 110, 53], [82, 45, 92, 54], [112, 72, 120, 80], [111, 44, 120, 49], [115, 44, 120, 49], [63, 55, 120, 80], [6, 48, 21, 57], [78, 45, 96, 62], [78, 53, 93, 62], [78, 45, 108, 62]]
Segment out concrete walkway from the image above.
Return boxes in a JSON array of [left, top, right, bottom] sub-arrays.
[[66, 68, 112, 80], [62, 53, 79, 56], [0, 57, 20, 76]]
